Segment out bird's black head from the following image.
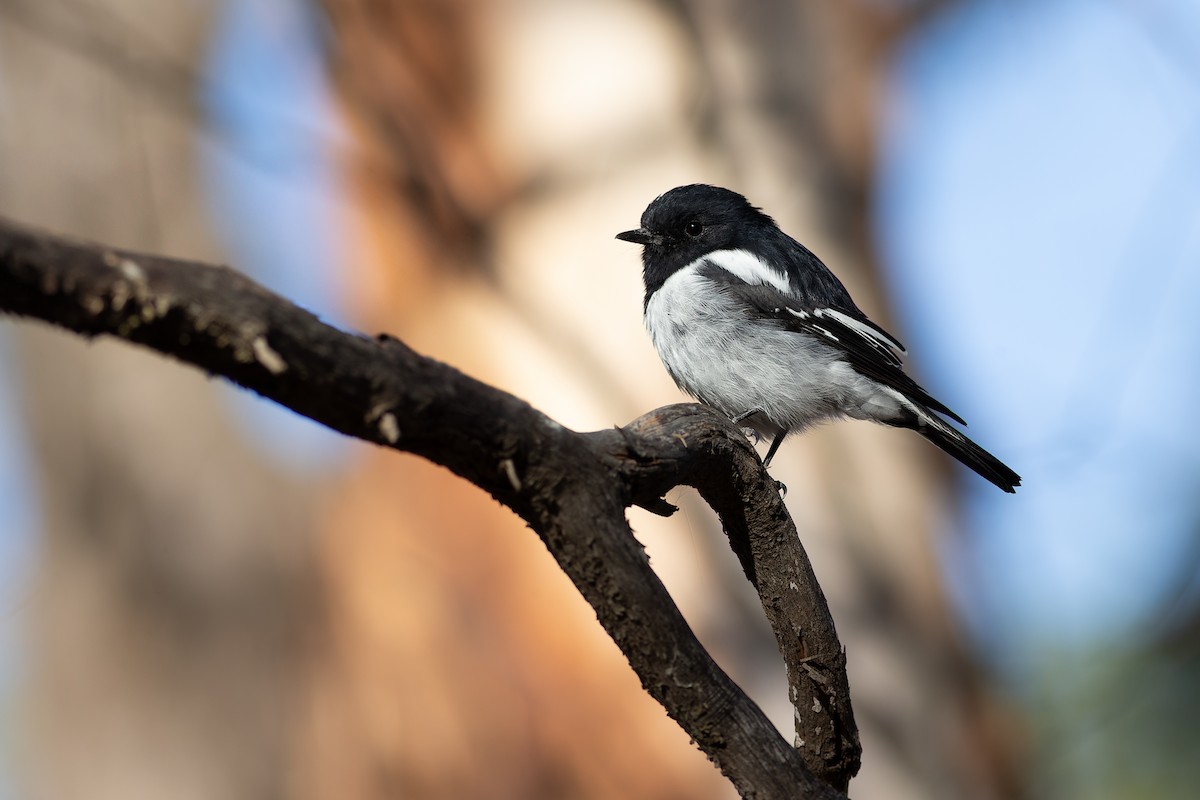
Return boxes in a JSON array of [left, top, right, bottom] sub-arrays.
[[616, 184, 777, 299]]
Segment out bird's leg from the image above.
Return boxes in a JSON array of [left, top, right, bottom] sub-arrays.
[[762, 428, 789, 468], [731, 408, 761, 425]]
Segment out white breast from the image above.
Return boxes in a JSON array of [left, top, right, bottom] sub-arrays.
[[645, 261, 910, 434]]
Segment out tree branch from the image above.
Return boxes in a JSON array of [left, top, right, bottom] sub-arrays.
[[0, 217, 858, 798]]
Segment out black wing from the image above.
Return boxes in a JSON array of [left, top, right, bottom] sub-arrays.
[[700, 263, 967, 425]]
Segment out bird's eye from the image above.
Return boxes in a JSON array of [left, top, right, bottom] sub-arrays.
[[684, 220, 703, 238]]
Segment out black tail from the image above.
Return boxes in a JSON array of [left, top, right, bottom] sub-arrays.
[[900, 414, 1021, 493]]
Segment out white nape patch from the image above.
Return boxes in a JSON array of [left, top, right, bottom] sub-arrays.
[[703, 248, 792, 294], [814, 308, 905, 353]]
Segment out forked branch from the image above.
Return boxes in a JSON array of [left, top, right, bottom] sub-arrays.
[[0, 218, 858, 798]]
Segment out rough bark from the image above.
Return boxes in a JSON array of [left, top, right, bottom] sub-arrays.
[[0, 217, 860, 798]]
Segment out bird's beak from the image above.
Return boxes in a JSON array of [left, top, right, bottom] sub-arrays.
[[616, 228, 664, 247]]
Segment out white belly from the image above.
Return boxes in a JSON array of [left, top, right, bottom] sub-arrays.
[[645, 266, 903, 434]]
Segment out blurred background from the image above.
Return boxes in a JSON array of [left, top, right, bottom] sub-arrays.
[[1, 0, 1198, 798]]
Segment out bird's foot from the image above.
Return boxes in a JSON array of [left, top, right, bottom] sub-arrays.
[[731, 409, 765, 445], [775, 480, 787, 498]]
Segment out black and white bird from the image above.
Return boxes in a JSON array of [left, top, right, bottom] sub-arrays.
[[616, 184, 1020, 493]]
